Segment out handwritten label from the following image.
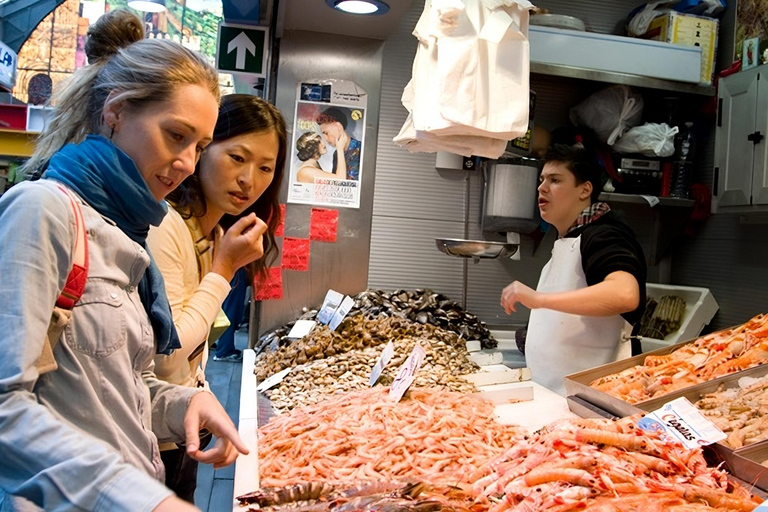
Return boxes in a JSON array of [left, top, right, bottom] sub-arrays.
[[638, 397, 726, 449], [389, 342, 427, 402], [256, 367, 291, 392], [329, 295, 355, 331], [369, 341, 395, 386]]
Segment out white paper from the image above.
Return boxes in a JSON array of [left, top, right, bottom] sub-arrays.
[[256, 367, 292, 392], [479, 9, 514, 44], [369, 341, 395, 386], [329, 295, 355, 331], [640, 195, 660, 207], [287, 320, 316, 339], [638, 397, 726, 449], [317, 289, 344, 325], [389, 342, 427, 402]]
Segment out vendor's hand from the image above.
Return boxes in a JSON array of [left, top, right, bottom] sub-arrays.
[[153, 496, 201, 511], [212, 213, 268, 282], [184, 391, 249, 469], [500, 281, 538, 314]]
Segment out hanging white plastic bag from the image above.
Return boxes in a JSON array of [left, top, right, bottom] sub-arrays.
[[569, 85, 644, 145], [613, 123, 679, 157]]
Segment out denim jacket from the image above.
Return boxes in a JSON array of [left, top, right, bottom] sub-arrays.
[[0, 180, 201, 512]]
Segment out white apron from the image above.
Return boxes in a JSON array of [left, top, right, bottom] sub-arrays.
[[525, 235, 631, 396]]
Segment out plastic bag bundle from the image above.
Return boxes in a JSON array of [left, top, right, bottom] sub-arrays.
[[613, 123, 679, 157], [569, 85, 644, 146], [394, 0, 535, 158]]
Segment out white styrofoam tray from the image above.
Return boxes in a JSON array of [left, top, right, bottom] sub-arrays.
[[640, 283, 719, 353], [529, 26, 702, 84]]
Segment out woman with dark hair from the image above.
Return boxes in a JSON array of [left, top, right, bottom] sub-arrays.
[[146, 94, 287, 500], [295, 131, 347, 183]]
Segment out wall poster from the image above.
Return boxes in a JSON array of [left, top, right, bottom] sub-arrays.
[[287, 79, 367, 209]]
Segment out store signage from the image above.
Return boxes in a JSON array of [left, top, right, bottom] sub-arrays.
[[389, 342, 427, 402], [0, 41, 17, 90], [216, 23, 268, 77], [369, 341, 395, 387], [638, 397, 725, 449]]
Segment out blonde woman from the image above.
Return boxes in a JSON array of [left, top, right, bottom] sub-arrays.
[[147, 94, 286, 500], [0, 10, 246, 512]]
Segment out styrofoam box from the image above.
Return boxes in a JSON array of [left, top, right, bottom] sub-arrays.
[[529, 26, 702, 84], [640, 283, 719, 353]]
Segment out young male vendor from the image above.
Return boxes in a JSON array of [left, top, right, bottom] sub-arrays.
[[500, 144, 646, 395]]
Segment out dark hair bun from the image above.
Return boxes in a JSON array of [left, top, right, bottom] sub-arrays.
[[85, 9, 145, 64]]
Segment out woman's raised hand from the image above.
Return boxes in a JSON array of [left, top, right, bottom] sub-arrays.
[[211, 213, 268, 282]]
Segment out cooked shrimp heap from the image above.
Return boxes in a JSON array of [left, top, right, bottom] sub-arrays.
[[590, 313, 768, 404], [258, 386, 525, 488], [696, 373, 768, 449], [472, 416, 762, 512]]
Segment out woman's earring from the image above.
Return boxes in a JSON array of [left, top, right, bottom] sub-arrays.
[[109, 125, 115, 140]]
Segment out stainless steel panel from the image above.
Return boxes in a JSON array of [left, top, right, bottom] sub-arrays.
[[721, 445, 768, 492], [258, 31, 383, 334], [368, 216, 466, 301], [672, 230, 768, 330]]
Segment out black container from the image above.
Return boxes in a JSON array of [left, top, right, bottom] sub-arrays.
[[671, 122, 696, 199]]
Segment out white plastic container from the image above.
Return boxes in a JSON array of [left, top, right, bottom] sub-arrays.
[[640, 283, 719, 353]]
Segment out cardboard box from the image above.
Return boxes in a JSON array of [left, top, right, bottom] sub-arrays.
[[645, 11, 719, 85]]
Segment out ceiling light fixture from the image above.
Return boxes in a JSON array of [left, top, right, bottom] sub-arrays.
[[326, 0, 390, 15], [127, 0, 166, 12]]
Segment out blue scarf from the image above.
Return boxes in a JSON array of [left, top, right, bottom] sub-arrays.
[[44, 135, 181, 355]]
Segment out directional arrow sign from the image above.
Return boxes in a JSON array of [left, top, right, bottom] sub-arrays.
[[227, 32, 256, 70], [216, 23, 268, 77]]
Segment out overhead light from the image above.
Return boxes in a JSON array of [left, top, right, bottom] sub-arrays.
[[326, 0, 390, 15], [127, 0, 166, 12]]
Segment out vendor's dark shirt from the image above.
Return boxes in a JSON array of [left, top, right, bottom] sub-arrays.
[[564, 210, 647, 326]]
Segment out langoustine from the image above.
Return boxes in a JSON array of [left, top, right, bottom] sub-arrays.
[[589, 313, 768, 404], [471, 416, 762, 512]]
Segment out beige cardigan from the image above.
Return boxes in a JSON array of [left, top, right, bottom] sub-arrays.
[[147, 207, 231, 389]]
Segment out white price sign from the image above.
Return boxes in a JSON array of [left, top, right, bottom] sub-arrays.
[[369, 341, 395, 387], [638, 397, 726, 450], [389, 342, 427, 402]]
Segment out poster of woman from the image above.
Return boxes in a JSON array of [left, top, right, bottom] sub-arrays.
[[287, 80, 366, 209]]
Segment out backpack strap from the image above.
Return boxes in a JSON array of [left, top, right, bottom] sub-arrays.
[[36, 185, 89, 375], [54, 184, 88, 308]]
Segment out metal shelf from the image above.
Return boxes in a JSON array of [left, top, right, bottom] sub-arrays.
[[599, 192, 695, 208], [531, 62, 716, 97]]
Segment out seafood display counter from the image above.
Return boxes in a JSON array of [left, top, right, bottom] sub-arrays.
[[564, 312, 768, 491], [233, 349, 578, 509]]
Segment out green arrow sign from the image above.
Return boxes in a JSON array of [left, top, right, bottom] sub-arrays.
[[216, 23, 268, 77]]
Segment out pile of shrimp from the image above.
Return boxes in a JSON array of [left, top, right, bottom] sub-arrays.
[[471, 416, 762, 512], [257, 386, 525, 488]]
